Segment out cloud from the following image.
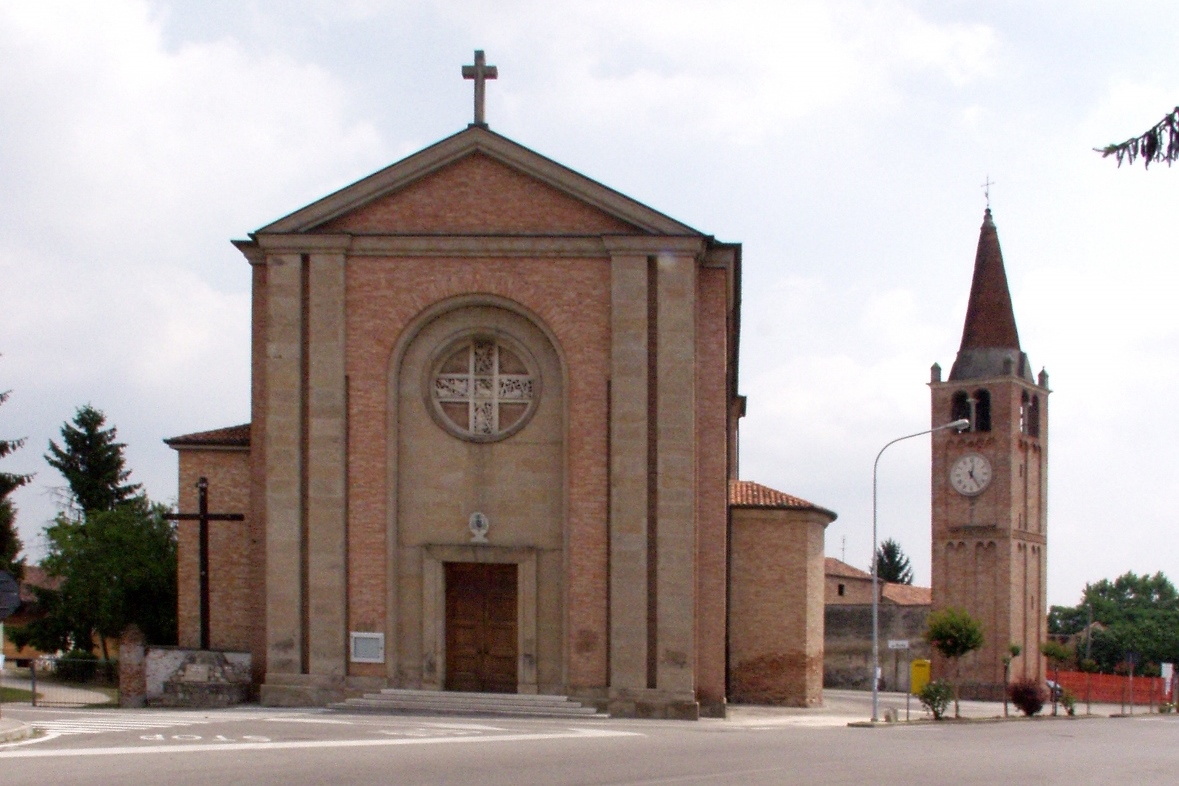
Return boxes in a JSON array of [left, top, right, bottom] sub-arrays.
[[0, 0, 387, 551], [425, 0, 998, 144]]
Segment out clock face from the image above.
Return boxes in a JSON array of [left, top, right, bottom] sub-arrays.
[[950, 453, 993, 496]]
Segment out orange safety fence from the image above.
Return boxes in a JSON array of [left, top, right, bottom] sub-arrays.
[[1054, 670, 1170, 706]]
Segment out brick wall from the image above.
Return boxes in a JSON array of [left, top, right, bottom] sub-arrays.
[[728, 508, 827, 706], [176, 449, 253, 655]]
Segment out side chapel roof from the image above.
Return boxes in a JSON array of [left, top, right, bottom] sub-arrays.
[[729, 480, 838, 521], [164, 423, 251, 450]]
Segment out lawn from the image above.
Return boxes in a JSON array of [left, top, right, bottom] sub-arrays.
[[0, 686, 36, 703]]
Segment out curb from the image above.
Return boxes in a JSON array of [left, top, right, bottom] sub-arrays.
[[0, 720, 33, 744], [849, 712, 1108, 728]]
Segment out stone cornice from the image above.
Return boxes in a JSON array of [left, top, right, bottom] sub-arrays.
[[601, 235, 707, 256]]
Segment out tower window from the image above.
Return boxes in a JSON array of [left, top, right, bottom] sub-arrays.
[[837, 583, 845, 597], [1028, 395, 1040, 438], [951, 391, 971, 425], [973, 389, 991, 432]]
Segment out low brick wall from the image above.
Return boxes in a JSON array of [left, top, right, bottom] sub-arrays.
[[119, 627, 147, 708]]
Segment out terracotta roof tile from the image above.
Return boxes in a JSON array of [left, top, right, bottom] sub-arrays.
[[824, 557, 871, 579], [164, 423, 251, 449], [729, 480, 837, 520], [882, 583, 932, 606], [19, 566, 60, 603]]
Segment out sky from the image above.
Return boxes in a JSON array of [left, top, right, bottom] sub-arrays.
[[1, 0, 1176, 609]]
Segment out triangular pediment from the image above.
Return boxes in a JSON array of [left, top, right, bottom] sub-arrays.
[[257, 127, 701, 237]]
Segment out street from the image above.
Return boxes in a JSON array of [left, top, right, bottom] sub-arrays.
[[0, 693, 1175, 785]]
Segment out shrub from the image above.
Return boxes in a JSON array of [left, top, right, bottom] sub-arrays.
[[56, 649, 98, 683], [1009, 677, 1045, 716], [1061, 689, 1076, 716], [918, 679, 954, 720], [1159, 702, 1174, 714]]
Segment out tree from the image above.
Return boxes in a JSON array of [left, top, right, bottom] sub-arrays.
[[925, 607, 984, 718], [874, 538, 913, 585], [1002, 643, 1022, 718], [1, 387, 33, 581], [12, 500, 177, 655], [45, 405, 140, 514], [10, 407, 176, 656], [1049, 571, 1179, 674], [1096, 106, 1179, 169]]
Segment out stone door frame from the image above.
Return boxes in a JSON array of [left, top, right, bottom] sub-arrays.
[[422, 544, 538, 694]]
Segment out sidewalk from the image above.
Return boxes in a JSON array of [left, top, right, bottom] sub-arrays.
[[0, 674, 116, 706], [0, 717, 33, 743], [726, 689, 1135, 727]]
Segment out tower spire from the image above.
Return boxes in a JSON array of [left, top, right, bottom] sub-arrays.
[[949, 208, 1031, 381]]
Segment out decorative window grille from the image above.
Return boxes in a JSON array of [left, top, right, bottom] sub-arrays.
[[431, 338, 537, 441]]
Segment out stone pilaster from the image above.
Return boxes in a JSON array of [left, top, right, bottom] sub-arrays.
[[608, 253, 649, 693], [264, 254, 304, 674], [655, 252, 697, 698], [307, 252, 348, 678]]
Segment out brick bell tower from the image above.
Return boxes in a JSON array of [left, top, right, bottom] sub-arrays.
[[929, 208, 1049, 699]]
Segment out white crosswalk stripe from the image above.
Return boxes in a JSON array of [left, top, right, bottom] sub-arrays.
[[31, 713, 215, 736]]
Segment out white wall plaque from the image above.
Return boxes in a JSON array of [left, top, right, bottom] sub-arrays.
[[350, 632, 385, 664]]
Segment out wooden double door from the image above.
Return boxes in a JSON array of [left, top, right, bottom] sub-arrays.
[[445, 562, 518, 693]]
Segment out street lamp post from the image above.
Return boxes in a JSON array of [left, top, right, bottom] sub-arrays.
[[871, 418, 969, 722]]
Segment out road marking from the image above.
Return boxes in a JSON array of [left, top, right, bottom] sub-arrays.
[[25, 711, 221, 736], [31, 717, 214, 735], [0, 726, 640, 759]]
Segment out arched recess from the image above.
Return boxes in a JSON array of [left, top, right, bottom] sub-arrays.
[[384, 294, 568, 695], [951, 391, 971, 425], [973, 389, 991, 432]]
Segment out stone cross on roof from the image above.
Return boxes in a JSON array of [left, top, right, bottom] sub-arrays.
[[462, 49, 498, 128]]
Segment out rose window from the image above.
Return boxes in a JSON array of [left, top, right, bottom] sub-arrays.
[[431, 338, 537, 441]]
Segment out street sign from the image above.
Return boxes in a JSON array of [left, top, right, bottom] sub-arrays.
[[0, 570, 19, 620], [887, 639, 910, 650]]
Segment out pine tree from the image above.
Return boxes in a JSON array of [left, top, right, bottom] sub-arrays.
[[874, 537, 914, 585], [1096, 106, 1179, 169], [1, 387, 32, 581], [45, 405, 141, 513], [13, 407, 177, 653]]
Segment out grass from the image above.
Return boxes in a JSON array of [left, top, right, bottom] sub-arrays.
[[0, 686, 36, 702]]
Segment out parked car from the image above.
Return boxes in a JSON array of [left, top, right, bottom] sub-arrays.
[[1046, 679, 1063, 701]]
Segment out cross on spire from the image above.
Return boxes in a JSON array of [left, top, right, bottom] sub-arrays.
[[462, 50, 498, 128], [981, 175, 996, 208]]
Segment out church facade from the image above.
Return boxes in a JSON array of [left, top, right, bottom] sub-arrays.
[[168, 103, 835, 717], [929, 208, 1049, 698]]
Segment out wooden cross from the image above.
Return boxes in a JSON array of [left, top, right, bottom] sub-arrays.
[[462, 49, 497, 128], [165, 477, 244, 651]]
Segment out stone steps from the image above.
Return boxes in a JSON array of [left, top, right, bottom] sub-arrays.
[[329, 689, 606, 718]]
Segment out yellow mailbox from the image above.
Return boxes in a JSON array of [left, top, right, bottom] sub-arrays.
[[910, 659, 931, 695]]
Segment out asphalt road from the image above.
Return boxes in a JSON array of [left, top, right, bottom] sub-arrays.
[[1, 696, 1175, 786]]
